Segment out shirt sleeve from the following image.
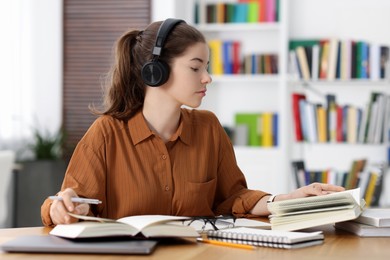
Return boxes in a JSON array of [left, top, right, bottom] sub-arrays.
[[210, 114, 269, 217], [40, 119, 107, 226]]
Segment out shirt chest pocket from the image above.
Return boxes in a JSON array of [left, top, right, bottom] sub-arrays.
[[173, 178, 217, 216]]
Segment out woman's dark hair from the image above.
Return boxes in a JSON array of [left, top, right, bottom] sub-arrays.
[[92, 20, 206, 120]]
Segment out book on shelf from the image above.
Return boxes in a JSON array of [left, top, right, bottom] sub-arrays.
[[304, 101, 318, 143], [288, 50, 301, 79], [261, 112, 273, 147], [247, 1, 259, 23], [335, 208, 390, 237], [344, 159, 367, 190], [362, 162, 387, 207], [291, 93, 306, 141], [295, 46, 311, 80], [319, 40, 330, 79], [49, 214, 199, 239], [208, 39, 223, 75], [327, 38, 339, 80], [336, 104, 344, 142], [206, 227, 324, 249], [291, 160, 307, 188], [326, 94, 337, 142], [235, 113, 261, 146], [340, 39, 352, 80], [316, 104, 327, 143], [267, 188, 364, 231], [370, 43, 381, 80], [380, 46, 390, 78], [311, 44, 320, 80], [356, 41, 369, 79]]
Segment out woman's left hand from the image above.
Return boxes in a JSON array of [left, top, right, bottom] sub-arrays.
[[288, 182, 345, 200]]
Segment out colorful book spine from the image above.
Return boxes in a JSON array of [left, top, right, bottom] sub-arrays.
[[235, 112, 278, 147], [262, 112, 273, 147], [200, 0, 279, 24]]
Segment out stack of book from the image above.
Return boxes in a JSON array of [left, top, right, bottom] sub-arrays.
[[335, 208, 390, 237]]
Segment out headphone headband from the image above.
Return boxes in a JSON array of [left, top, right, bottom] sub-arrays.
[[141, 18, 186, 87], [152, 18, 185, 57]]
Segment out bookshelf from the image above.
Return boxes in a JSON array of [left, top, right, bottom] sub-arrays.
[[288, 0, 390, 206], [153, 0, 390, 202], [288, 0, 390, 170]]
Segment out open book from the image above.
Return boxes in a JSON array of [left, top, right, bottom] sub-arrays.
[[267, 188, 364, 231], [49, 214, 200, 239]]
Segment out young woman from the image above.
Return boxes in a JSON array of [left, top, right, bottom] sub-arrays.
[[41, 19, 344, 226]]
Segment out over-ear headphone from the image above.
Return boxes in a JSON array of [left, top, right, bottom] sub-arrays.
[[141, 18, 185, 87]]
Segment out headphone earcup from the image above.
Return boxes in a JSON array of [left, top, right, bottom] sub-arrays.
[[141, 60, 170, 87]]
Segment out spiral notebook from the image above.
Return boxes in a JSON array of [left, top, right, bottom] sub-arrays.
[[206, 227, 324, 249]]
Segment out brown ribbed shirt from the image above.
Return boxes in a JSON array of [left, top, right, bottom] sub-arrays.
[[41, 109, 267, 226]]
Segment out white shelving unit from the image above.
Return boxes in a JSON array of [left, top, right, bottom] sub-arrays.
[[153, 0, 390, 202], [287, 0, 390, 206], [288, 0, 390, 171]]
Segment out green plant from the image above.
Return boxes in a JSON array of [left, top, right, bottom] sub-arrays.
[[29, 127, 66, 160]]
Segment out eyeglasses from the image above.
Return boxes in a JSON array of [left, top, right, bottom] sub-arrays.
[[182, 216, 236, 232]]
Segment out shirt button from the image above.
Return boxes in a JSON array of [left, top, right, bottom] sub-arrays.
[[165, 186, 170, 191], [161, 154, 167, 160]]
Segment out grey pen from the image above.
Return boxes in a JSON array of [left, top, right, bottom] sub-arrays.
[[48, 196, 102, 204]]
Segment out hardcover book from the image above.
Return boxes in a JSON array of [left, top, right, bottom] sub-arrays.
[[335, 221, 390, 237], [354, 208, 390, 227]]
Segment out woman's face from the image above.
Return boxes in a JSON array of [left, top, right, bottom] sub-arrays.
[[165, 42, 212, 108]]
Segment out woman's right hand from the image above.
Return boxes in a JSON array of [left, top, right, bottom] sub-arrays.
[[49, 188, 90, 225]]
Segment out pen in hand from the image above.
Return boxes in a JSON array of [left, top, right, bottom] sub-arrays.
[[48, 196, 102, 205]]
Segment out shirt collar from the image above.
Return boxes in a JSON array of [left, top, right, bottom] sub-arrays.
[[128, 110, 153, 145], [128, 109, 192, 146], [177, 109, 191, 145]]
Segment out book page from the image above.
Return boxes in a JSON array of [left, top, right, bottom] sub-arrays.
[[268, 188, 361, 215], [67, 213, 117, 223], [117, 215, 190, 231], [67, 213, 190, 231]]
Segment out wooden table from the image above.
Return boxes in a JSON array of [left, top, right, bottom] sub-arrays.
[[0, 224, 389, 259]]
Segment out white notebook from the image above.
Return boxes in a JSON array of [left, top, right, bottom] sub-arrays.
[[206, 227, 324, 249]]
